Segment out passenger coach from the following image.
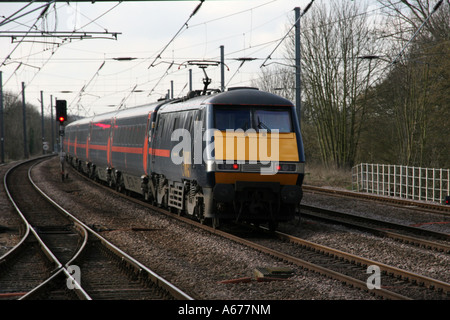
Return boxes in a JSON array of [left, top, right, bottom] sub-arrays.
[[65, 88, 305, 230]]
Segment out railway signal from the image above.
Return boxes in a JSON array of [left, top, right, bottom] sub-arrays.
[[55, 99, 67, 181], [56, 99, 67, 124]]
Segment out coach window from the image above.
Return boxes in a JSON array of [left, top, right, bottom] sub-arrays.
[[172, 116, 179, 132], [119, 127, 124, 146], [131, 126, 137, 146], [137, 124, 145, 146], [158, 117, 165, 138], [133, 126, 138, 146]]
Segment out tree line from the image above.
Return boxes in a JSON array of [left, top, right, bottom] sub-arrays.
[[1, 0, 448, 169], [254, 0, 449, 169], [0, 91, 58, 161]]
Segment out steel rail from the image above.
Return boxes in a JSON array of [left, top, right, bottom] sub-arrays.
[[2, 156, 92, 300], [272, 230, 450, 296], [77, 176, 409, 300], [68, 161, 450, 300], [300, 205, 450, 253], [1, 156, 62, 267], [150, 207, 411, 300], [30, 159, 193, 301], [303, 185, 450, 214]]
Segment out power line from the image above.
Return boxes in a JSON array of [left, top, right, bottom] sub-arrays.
[[188, 0, 277, 28], [260, 0, 315, 68], [360, 0, 446, 91], [1, 1, 56, 68], [0, 0, 48, 28], [390, 0, 444, 65], [148, 0, 204, 69]]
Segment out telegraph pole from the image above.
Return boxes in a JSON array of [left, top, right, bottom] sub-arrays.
[[0, 71, 4, 163], [22, 82, 28, 159], [41, 91, 45, 155], [295, 7, 301, 127], [220, 45, 225, 92], [294, 1, 314, 127], [50, 95, 55, 153]]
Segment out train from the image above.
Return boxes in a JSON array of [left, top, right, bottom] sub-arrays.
[[64, 87, 305, 230]]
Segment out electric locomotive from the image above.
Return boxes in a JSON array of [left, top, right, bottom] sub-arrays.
[[64, 87, 305, 230]]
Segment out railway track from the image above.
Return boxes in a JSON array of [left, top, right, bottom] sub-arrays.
[[0, 156, 192, 300], [300, 205, 450, 253], [257, 229, 449, 300], [171, 216, 449, 300], [303, 185, 450, 215], [67, 161, 450, 300]]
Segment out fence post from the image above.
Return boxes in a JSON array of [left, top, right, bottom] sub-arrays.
[[433, 168, 436, 202], [419, 167, 422, 201], [446, 169, 450, 201], [364, 163, 368, 192], [406, 166, 409, 200], [393, 165, 396, 198], [388, 165, 391, 195]]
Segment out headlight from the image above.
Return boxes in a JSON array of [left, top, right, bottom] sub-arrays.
[[217, 163, 240, 171]]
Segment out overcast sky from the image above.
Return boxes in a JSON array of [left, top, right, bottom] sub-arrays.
[[0, 0, 380, 117]]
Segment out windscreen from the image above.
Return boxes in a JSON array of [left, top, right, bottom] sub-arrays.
[[214, 106, 293, 133]]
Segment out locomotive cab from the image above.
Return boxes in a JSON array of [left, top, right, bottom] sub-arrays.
[[206, 89, 305, 228]]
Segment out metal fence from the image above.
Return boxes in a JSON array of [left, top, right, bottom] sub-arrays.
[[352, 163, 450, 204]]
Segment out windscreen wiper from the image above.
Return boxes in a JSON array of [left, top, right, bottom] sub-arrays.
[[257, 117, 271, 132]]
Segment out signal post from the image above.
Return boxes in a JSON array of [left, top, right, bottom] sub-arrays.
[[55, 99, 67, 181]]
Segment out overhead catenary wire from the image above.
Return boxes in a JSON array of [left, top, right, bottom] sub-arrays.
[[148, 0, 204, 69], [69, 1, 123, 32], [258, 0, 412, 69], [92, 0, 406, 98], [0, 0, 47, 28], [3, 0, 421, 118], [390, 0, 444, 65], [0, 0, 120, 97], [1, 1, 56, 68], [148, 61, 175, 97], [260, 0, 315, 68], [225, 57, 257, 87], [69, 60, 105, 108], [369, 0, 445, 81]]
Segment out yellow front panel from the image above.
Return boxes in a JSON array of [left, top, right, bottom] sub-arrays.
[[214, 131, 299, 162]]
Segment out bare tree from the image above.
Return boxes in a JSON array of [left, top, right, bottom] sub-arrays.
[[374, 0, 450, 166], [377, 0, 449, 42], [1, 91, 55, 160], [254, 66, 296, 102], [253, 0, 449, 168], [297, 0, 382, 168]]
